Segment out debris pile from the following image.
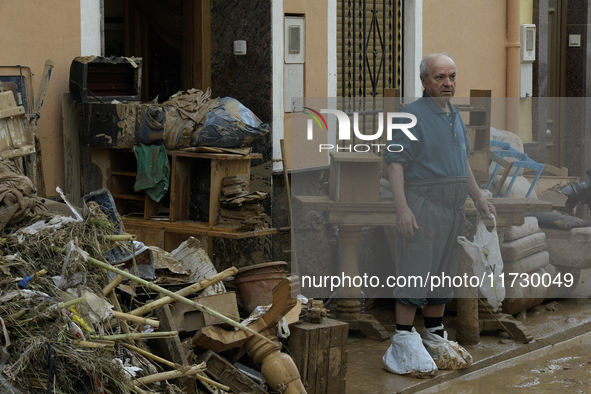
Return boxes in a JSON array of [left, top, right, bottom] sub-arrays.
[[218, 174, 269, 231], [0, 155, 348, 393]]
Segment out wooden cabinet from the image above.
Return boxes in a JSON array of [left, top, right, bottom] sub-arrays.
[[91, 148, 275, 254]]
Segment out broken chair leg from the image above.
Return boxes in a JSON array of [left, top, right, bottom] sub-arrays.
[[243, 327, 307, 394]]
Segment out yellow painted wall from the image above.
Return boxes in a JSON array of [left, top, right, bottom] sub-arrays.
[[521, 0, 533, 23], [423, 0, 507, 99], [424, 0, 534, 143], [284, 0, 329, 169], [0, 2, 81, 196]]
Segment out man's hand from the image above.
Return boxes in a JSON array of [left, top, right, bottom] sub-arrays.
[[473, 195, 496, 221], [396, 205, 419, 237]]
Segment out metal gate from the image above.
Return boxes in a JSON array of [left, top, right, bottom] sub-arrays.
[[337, 0, 402, 150], [338, 0, 402, 98]]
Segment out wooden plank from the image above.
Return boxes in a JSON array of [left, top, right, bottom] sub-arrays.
[[306, 326, 319, 394], [193, 0, 211, 91], [123, 217, 276, 239], [339, 350, 348, 393], [329, 152, 382, 163], [327, 211, 397, 226], [0, 106, 24, 119], [144, 194, 160, 220], [169, 150, 262, 160], [329, 320, 348, 349], [314, 325, 331, 394], [125, 226, 165, 249], [288, 323, 310, 386], [62, 93, 83, 207], [295, 195, 397, 212], [326, 346, 342, 393], [170, 156, 191, 222]]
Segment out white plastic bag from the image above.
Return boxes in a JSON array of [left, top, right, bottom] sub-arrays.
[[457, 215, 505, 311], [421, 326, 473, 370], [382, 329, 437, 378]]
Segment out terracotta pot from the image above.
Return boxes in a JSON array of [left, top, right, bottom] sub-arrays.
[[235, 262, 288, 313]]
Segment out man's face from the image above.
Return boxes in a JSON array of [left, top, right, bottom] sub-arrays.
[[421, 56, 457, 103]]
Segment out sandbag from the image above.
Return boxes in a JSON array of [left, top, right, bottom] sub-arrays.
[[526, 212, 591, 229], [500, 232, 546, 262], [491, 175, 538, 199], [544, 227, 591, 269], [502, 267, 547, 315], [504, 216, 540, 241], [504, 251, 549, 274], [544, 264, 580, 299]]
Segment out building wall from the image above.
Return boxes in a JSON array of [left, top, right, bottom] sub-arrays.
[[0, 2, 82, 196], [423, 0, 507, 99], [210, 0, 274, 267], [282, 0, 331, 170]]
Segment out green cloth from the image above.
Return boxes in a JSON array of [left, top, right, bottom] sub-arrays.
[[134, 143, 170, 202]]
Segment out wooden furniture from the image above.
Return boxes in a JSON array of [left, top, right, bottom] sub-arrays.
[[91, 148, 275, 254], [329, 152, 381, 203], [458, 89, 492, 185], [287, 318, 348, 394], [295, 194, 396, 341], [296, 195, 553, 345]]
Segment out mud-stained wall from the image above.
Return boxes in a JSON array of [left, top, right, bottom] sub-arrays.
[[210, 0, 274, 268], [0, 2, 81, 196]]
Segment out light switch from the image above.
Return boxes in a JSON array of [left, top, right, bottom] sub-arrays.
[[233, 40, 247, 55], [569, 34, 581, 47]]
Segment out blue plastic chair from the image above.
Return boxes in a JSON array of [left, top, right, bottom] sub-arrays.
[[486, 149, 544, 198]]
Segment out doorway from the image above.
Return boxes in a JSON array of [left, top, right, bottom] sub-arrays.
[[547, 0, 566, 167], [103, 0, 210, 103]]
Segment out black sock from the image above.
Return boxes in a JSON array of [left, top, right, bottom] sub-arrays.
[[396, 324, 413, 332], [423, 316, 444, 337]]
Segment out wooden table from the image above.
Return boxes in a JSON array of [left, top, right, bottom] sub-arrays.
[[295, 195, 552, 343]]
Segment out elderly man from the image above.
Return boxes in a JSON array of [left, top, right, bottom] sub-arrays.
[[382, 53, 495, 376]]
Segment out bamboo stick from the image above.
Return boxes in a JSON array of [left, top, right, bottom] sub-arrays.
[[120, 343, 230, 391], [102, 271, 127, 296], [133, 385, 155, 394], [128, 267, 238, 317], [112, 311, 160, 328], [73, 340, 113, 349], [120, 343, 176, 368], [89, 331, 178, 341], [108, 290, 133, 339], [106, 234, 137, 242], [50, 297, 85, 311], [134, 364, 205, 385], [50, 247, 273, 347]]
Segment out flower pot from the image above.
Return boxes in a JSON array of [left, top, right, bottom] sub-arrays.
[[235, 262, 288, 313]]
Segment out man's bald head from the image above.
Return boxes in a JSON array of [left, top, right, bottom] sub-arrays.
[[419, 53, 456, 79]]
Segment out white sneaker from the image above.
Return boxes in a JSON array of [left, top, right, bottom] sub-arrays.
[[421, 325, 473, 370], [382, 328, 437, 378]]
